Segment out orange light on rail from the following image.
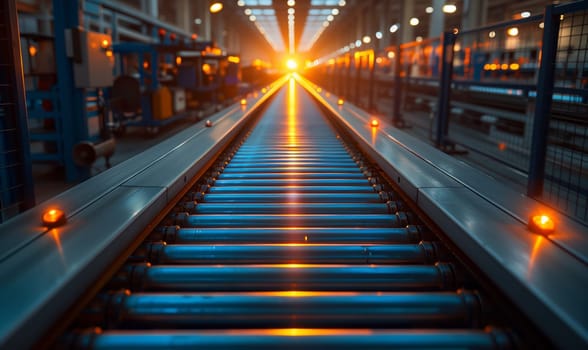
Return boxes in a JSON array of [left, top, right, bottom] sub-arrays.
[[337, 98, 344, 105], [528, 214, 555, 234], [262, 88, 268, 93], [100, 39, 110, 48], [42, 209, 67, 228], [240, 98, 247, 106], [371, 119, 379, 127]]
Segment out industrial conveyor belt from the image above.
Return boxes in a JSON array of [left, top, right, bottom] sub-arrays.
[[58, 79, 522, 349]]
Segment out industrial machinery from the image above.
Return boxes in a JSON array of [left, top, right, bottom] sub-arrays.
[[110, 42, 242, 134], [22, 28, 116, 180]]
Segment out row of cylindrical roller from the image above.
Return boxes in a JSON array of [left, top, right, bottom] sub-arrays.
[[63, 85, 515, 350]]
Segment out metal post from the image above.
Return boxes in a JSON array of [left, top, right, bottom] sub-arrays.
[[527, 5, 560, 197], [53, 0, 90, 181], [435, 31, 456, 148], [392, 44, 404, 127], [368, 51, 375, 112], [354, 55, 362, 104], [345, 54, 352, 99]]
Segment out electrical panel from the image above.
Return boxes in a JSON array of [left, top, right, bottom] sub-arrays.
[[66, 29, 114, 88]]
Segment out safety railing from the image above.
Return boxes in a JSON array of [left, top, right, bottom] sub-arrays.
[[307, 0, 588, 225]]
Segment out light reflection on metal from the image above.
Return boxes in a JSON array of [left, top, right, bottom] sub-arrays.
[[527, 235, 544, 278], [262, 328, 373, 336]]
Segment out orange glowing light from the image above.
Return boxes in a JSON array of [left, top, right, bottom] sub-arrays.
[[209, 2, 223, 13], [286, 58, 298, 70], [143, 61, 149, 69], [501, 63, 509, 70], [191, 33, 198, 40], [263, 329, 373, 336], [337, 98, 344, 105], [509, 63, 520, 70], [42, 209, 67, 228], [528, 215, 555, 234], [228, 56, 240, 64], [175, 56, 182, 65], [240, 98, 247, 106], [316, 87, 322, 93], [100, 39, 109, 48], [202, 63, 212, 74], [262, 88, 267, 93], [370, 119, 379, 127], [28, 45, 38, 57], [498, 142, 507, 151]]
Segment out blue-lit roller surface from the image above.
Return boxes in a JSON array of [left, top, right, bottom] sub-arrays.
[[56, 78, 524, 349]]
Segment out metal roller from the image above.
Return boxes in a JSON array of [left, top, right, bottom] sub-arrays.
[[226, 161, 359, 168], [151, 226, 423, 244], [116, 262, 457, 292], [221, 166, 364, 174], [171, 212, 409, 228], [66, 329, 515, 350], [217, 172, 366, 180], [181, 202, 395, 215], [196, 192, 384, 203], [142, 242, 439, 265], [87, 290, 482, 329], [207, 185, 378, 194], [213, 178, 372, 186]]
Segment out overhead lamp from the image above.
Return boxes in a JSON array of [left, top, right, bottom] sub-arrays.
[[409, 17, 419, 26], [389, 24, 399, 33], [332, 8, 340, 15], [237, 0, 245, 6], [426, 6, 434, 14], [362, 35, 371, 44], [442, 4, 457, 14], [209, 1, 223, 14], [507, 27, 519, 36], [370, 119, 379, 127], [287, 0, 295, 6], [355, 39, 362, 47], [339, 0, 346, 6], [520, 11, 531, 18], [375, 31, 383, 39], [249, 15, 256, 22]]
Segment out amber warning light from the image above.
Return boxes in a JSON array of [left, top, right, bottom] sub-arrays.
[[371, 119, 379, 127], [42, 209, 67, 228], [528, 214, 555, 235], [337, 99, 344, 106]]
